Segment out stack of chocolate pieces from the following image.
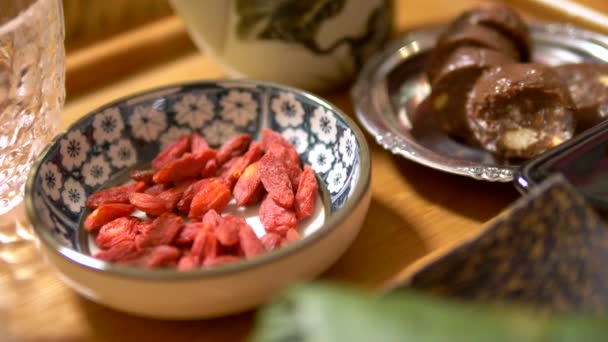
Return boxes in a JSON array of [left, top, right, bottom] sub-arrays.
[[426, 4, 608, 159]]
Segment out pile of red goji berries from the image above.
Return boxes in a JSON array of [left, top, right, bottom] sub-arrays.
[[83, 129, 318, 270]]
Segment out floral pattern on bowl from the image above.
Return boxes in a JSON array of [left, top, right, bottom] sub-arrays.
[[28, 81, 365, 250]]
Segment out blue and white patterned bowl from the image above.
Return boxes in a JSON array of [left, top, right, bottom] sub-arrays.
[[25, 80, 371, 319]]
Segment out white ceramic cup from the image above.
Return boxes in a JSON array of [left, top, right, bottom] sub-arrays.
[[172, 0, 392, 92]]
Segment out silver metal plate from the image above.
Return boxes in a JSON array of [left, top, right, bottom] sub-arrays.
[[352, 23, 608, 182]]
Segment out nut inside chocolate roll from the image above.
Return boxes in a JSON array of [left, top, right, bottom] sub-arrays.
[[554, 63, 608, 133], [466, 64, 575, 159], [430, 46, 516, 143]]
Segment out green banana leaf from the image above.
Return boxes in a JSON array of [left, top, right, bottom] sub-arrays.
[[250, 284, 607, 342]]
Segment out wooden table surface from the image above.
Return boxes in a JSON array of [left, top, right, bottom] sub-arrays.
[[4, 0, 608, 341]]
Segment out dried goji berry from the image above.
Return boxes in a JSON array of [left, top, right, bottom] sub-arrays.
[[215, 215, 242, 246], [284, 228, 300, 243], [152, 135, 190, 171], [260, 148, 294, 208], [266, 143, 302, 190], [153, 149, 215, 184], [202, 158, 218, 178], [203, 255, 242, 267], [129, 169, 155, 184], [261, 232, 282, 251], [188, 178, 231, 220], [127, 245, 181, 269], [202, 209, 222, 227], [177, 179, 210, 213], [221, 142, 263, 188], [177, 252, 198, 271], [216, 133, 251, 165], [95, 240, 139, 262], [219, 156, 241, 187], [128, 192, 170, 216], [287, 163, 302, 192], [174, 222, 204, 245], [84, 203, 135, 232], [190, 228, 218, 266], [86, 181, 146, 209], [158, 179, 195, 211], [294, 165, 318, 220], [89, 129, 317, 269], [233, 161, 265, 206], [135, 219, 154, 237], [236, 244, 246, 257], [261, 129, 300, 165], [238, 222, 264, 258], [259, 196, 297, 235], [96, 216, 140, 250], [135, 213, 184, 249], [144, 183, 169, 196], [191, 132, 210, 155]]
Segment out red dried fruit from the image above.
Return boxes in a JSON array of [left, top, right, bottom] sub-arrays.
[[261, 129, 300, 165], [284, 228, 300, 243], [202, 209, 222, 227], [152, 135, 190, 171], [215, 215, 242, 246], [202, 158, 218, 178], [96, 216, 140, 250], [177, 252, 198, 271], [294, 165, 318, 220], [127, 245, 181, 269], [88, 129, 317, 269], [86, 181, 146, 209], [238, 222, 264, 258], [234, 243, 246, 257], [128, 192, 170, 216], [219, 156, 241, 187], [174, 222, 204, 245], [83, 203, 135, 232], [216, 133, 251, 165], [153, 150, 216, 184], [233, 161, 264, 206], [188, 178, 231, 219], [287, 163, 303, 192], [260, 148, 294, 208], [158, 180, 195, 211], [190, 228, 218, 266], [129, 169, 155, 184], [261, 232, 282, 251], [191, 132, 210, 155], [135, 213, 184, 249], [266, 143, 302, 190], [203, 255, 242, 267], [144, 183, 169, 196], [222, 142, 263, 188], [259, 196, 297, 235], [95, 240, 139, 262], [177, 179, 210, 213], [135, 219, 154, 237]]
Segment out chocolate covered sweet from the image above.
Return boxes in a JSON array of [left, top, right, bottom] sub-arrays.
[[554, 63, 608, 132], [425, 24, 520, 83], [430, 47, 516, 142], [449, 4, 531, 61], [466, 64, 575, 159]]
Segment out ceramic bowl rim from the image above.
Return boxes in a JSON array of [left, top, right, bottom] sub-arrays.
[[25, 79, 371, 281]]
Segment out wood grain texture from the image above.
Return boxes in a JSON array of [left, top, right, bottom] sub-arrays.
[[63, 0, 173, 51], [4, 0, 605, 341]]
